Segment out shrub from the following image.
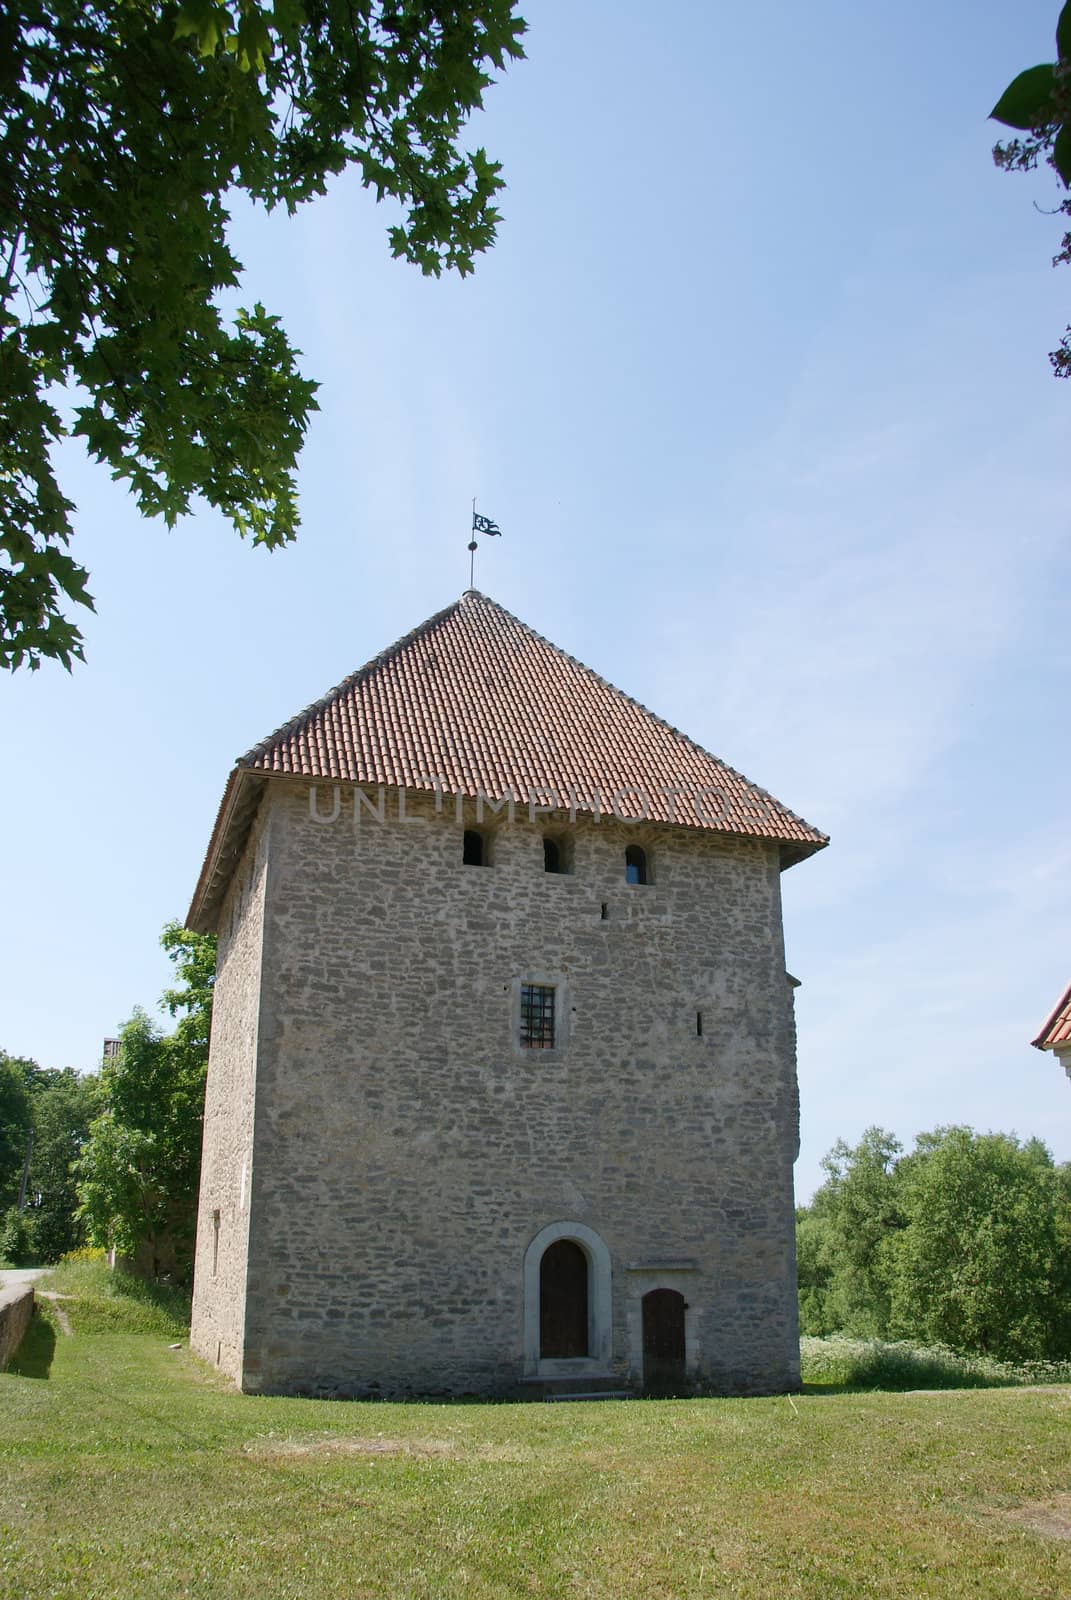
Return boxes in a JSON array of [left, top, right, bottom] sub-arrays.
[[45, 1257, 190, 1338], [800, 1334, 1071, 1392], [0, 1206, 35, 1267]]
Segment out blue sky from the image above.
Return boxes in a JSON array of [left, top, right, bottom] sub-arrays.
[[3, 0, 1068, 1200]]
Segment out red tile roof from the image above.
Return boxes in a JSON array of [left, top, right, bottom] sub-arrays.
[[1032, 980, 1071, 1050], [188, 590, 827, 930]]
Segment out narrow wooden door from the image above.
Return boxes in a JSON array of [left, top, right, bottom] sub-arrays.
[[642, 1288, 686, 1394]]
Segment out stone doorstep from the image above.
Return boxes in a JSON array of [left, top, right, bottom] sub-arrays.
[[520, 1371, 633, 1403], [543, 1390, 632, 1403]]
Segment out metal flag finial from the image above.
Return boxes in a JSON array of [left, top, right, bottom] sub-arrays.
[[468, 499, 503, 587]]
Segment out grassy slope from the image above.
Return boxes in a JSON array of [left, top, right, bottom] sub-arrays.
[[1, 1277, 1070, 1599]]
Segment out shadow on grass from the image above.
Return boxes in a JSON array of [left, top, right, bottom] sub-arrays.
[[7, 1309, 56, 1380], [800, 1379, 1014, 1395]]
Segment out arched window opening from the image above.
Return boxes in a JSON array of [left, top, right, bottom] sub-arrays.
[[539, 1239, 589, 1358], [463, 829, 487, 867], [542, 834, 573, 875], [625, 845, 647, 885]]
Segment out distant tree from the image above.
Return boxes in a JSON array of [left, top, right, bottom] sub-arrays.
[[795, 1203, 837, 1336], [889, 1128, 1071, 1362], [1, 1, 526, 671], [798, 1125, 1071, 1362], [797, 1127, 904, 1339], [0, 1051, 37, 1209], [76, 923, 216, 1280], [24, 1068, 102, 1261], [991, 3, 1071, 374]]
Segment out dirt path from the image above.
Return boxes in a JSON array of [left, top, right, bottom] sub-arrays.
[[37, 1292, 72, 1336], [0, 1267, 52, 1289]]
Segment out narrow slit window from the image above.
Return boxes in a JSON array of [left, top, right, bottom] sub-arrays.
[[212, 1209, 221, 1276], [543, 835, 573, 875], [696, 1010, 703, 1037], [600, 902, 608, 921], [520, 984, 556, 1049], [463, 829, 486, 867]]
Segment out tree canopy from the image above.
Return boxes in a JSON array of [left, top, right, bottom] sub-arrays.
[[798, 1125, 1071, 1363], [0, 1051, 37, 1210], [76, 921, 217, 1278], [991, 3, 1071, 374], [0, 1049, 102, 1265], [1, 1, 526, 671]]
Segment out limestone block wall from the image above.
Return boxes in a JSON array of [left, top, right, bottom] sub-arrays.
[[189, 802, 272, 1381], [0, 1284, 34, 1370], [233, 778, 801, 1398]]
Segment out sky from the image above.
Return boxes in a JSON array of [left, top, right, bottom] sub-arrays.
[[2, 0, 1069, 1202]]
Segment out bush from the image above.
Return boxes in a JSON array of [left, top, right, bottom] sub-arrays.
[[45, 1258, 190, 1338], [801, 1334, 1071, 1392], [0, 1206, 35, 1267], [60, 1245, 107, 1265]]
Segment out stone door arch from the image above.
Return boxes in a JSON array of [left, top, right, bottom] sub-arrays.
[[523, 1221, 612, 1376]]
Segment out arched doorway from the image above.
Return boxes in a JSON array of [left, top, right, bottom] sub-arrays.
[[540, 1239, 588, 1357], [642, 1288, 687, 1395], [523, 1222, 612, 1375]]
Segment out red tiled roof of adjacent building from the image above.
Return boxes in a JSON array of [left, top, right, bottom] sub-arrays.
[[1032, 980, 1071, 1050], [187, 590, 827, 930]]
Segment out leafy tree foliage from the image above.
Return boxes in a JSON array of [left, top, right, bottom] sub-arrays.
[[991, 3, 1071, 374], [1, 2, 526, 671], [0, 1051, 101, 1262], [798, 1126, 1071, 1362], [24, 1068, 102, 1261], [0, 1051, 36, 1209], [888, 1130, 1070, 1361], [795, 1128, 904, 1338], [76, 922, 216, 1280]]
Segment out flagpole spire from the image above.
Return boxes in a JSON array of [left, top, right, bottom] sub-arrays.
[[468, 500, 503, 589], [468, 497, 478, 588]]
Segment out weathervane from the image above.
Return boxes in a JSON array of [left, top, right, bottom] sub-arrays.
[[468, 499, 502, 587]]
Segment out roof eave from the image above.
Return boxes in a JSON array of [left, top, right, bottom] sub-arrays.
[[1031, 980, 1071, 1051], [779, 835, 829, 871], [185, 766, 268, 935]]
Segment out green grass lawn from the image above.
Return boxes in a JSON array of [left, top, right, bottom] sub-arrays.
[[2, 1271, 1070, 1599]]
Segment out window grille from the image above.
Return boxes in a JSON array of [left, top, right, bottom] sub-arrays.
[[520, 983, 556, 1049]]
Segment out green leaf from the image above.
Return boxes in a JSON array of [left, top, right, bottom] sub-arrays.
[[990, 63, 1058, 129], [1055, 123, 1071, 187], [1058, 1, 1071, 62]]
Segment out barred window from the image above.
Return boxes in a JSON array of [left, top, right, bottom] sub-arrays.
[[520, 983, 556, 1049]]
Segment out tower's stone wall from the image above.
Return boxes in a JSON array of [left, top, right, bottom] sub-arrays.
[[189, 802, 272, 1381], [219, 778, 801, 1398]]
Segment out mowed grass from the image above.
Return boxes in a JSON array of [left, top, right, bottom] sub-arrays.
[[1, 1274, 1070, 1599]]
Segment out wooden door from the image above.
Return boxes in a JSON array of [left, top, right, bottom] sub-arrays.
[[540, 1240, 589, 1357], [642, 1288, 686, 1394]]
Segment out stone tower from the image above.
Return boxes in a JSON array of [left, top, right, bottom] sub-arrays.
[[187, 591, 827, 1397]]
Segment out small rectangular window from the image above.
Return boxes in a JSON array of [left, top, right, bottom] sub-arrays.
[[520, 984, 556, 1049]]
